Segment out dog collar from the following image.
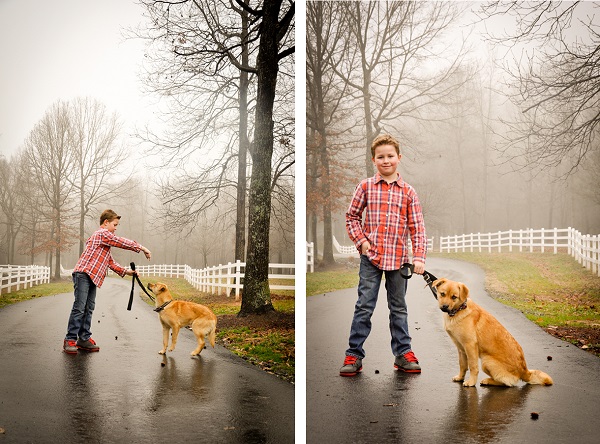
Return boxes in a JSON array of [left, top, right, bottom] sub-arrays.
[[448, 301, 467, 317], [154, 301, 172, 312]]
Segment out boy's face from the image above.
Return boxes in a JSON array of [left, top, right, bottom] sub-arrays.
[[372, 144, 400, 179], [102, 219, 119, 233]]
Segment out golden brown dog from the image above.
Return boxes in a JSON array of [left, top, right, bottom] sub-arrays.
[[433, 278, 553, 387], [147, 282, 217, 356]]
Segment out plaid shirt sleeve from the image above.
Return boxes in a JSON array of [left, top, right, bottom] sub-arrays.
[[102, 230, 140, 277], [108, 253, 127, 277], [405, 185, 427, 264]]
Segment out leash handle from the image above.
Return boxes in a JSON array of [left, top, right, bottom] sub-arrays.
[[400, 262, 439, 300], [127, 262, 136, 311]]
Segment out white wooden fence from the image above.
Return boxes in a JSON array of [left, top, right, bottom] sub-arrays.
[[0, 265, 51, 294], [331, 235, 435, 257], [440, 227, 600, 276], [135, 261, 295, 300]]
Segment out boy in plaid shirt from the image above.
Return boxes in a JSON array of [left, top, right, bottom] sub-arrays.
[[63, 209, 152, 354], [340, 134, 427, 376]]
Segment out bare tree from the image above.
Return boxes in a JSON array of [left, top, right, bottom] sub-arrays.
[[69, 97, 132, 255], [17, 160, 47, 266], [239, 0, 294, 316], [23, 100, 77, 279], [135, 0, 257, 264], [477, 1, 600, 176], [307, 1, 358, 266], [334, 1, 471, 176], [0, 154, 26, 263]]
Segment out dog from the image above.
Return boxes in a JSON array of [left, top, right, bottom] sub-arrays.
[[432, 277, 553, 387], [147, 282, 217, 356]]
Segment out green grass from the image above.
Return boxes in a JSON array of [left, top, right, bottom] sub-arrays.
[[306, 270, 358, 296], [216, 327, 294, 380], [0, 280, 73, 309], [434, 252, 600, 328]]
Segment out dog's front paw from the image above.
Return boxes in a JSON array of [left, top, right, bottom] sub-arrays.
[[167, 346, 175, 352], [158, 350, 166, 355], [452, 375, 464, 382], [463, 380, 477, 387]]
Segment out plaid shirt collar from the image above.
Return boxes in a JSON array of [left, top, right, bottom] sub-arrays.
[[374, 171, 404, 187]]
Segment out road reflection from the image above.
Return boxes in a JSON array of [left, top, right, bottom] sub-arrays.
[[62, 353, 104, 442], [443, 384, 532, 443]]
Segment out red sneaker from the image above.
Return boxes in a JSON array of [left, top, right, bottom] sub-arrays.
[[394, 351, 421, 373], [340, 355, 363, 377], [63, 339, 78, 354], [76, 337, 100, 352]]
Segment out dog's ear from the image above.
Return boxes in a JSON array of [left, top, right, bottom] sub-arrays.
[[433, 278, 447, 289], [459, 282, 469, 299]]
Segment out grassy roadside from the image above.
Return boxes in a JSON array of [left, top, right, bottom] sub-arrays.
[[307, 253, 600, 356], [0, 280, 73, 309], [0, 277, 295, 383]]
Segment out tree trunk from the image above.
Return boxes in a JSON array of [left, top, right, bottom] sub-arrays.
[[79, 177, 86, 256], [239, 0, 283, 316], [320, 139, 334, 265], [235, 4, 250, 264]]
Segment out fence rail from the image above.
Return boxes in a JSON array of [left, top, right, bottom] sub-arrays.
[[0, 265, 51, 294], [440, 227, 600, 276], [332, 235, 435, 256], [135, 261, 295, 300]]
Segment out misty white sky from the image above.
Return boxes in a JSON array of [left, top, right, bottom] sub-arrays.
[[0, 0, 154, 158]]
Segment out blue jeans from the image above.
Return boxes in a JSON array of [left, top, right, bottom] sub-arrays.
[[346, 255, 412, 359], [65, 272, 97, 341]]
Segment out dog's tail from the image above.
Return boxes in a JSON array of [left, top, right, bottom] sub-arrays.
[[524, 369, 553, 386]]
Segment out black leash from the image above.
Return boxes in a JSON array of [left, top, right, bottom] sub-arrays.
[[400, 263, 439, 299], [127, 262, 155, 310]]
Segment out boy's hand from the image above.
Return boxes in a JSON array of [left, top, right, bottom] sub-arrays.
[[141, 247, 152, 260], [413, 260, 425, 275], [360, 241, 371, 255]]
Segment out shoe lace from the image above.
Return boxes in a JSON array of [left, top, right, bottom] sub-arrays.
[[66, 340, 77, 346], [343, 355, 358, 366], [404, 351, 418, 363], [88, 338, 97, 345]]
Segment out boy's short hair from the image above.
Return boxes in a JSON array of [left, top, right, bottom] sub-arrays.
[[371, 134, 400, 158], [100, 209, 121, 225]]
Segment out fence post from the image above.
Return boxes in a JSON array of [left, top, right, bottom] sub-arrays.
[[235, 260, 242, 301], [529, 228, 534, 253], [595, 235, 600, 277], [509, 230, 513, 253], [553, 227, 558, 254], [541, 228, 545, 253]]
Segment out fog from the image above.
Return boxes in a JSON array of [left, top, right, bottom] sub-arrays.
[[306, 1, 600, 256]]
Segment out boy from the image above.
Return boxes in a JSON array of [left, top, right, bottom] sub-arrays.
[[340, 134, 427, 376], [63, 209, 152, 354]]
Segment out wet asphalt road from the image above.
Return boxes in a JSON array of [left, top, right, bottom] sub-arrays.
[[0, 278, 294, 444], [307, 257, 600, 444]]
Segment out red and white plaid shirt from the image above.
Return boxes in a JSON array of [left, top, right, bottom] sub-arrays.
[[346, 173, 427, 270], [73, 228, 142, 287]]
